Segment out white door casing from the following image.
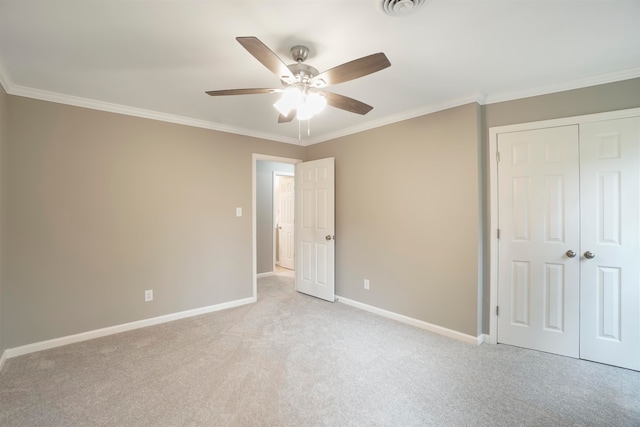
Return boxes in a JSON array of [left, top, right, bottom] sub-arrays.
[[277, 175, 295, 270], [579, 117, 640, 371], [497, 126, 581, 357], [295, 158, 335, 302]]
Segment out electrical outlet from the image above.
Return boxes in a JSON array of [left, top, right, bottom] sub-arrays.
[[364, 279, 370, 290], [145, 289, 153, 302]]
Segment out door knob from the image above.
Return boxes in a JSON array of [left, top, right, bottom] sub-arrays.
[[325, 235, 332, 240], [584, 251, 596, 259], [566, 250, 576, 258]]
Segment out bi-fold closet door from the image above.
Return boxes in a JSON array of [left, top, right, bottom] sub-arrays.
[[496, 115, 640, 371]]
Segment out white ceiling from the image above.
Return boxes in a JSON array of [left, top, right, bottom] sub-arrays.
[[1, 0, 639, 145]]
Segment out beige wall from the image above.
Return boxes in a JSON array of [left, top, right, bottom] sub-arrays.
[[485, 78, 640, 129], [4, 96, 304, 348], [2, 77, 638, 350], [306, 103, 483, 337], [0, 85, 7, 355]]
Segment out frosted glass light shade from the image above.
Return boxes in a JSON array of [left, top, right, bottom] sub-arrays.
[[296, 92, 326, 120], [273, 87, 303, 116]]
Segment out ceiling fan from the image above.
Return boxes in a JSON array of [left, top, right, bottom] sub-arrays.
[[206, 37, 391, 123]]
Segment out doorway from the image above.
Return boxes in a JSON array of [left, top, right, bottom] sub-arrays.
[[253, 154, 336, 304], [252, 154, 301, 300]]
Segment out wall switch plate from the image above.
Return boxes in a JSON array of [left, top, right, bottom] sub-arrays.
[[236, 207, 242, 217], [145, 289, 153, 302], [364, 279, 370, 290]]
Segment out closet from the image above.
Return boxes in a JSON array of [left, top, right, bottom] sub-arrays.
[[489, 109, 640, 371]]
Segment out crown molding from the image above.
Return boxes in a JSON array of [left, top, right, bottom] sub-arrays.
[[484, 67, 640, 105], [1, 59, 638, 146], [303, 94, 486, 145], [5, 82, 305, 146]]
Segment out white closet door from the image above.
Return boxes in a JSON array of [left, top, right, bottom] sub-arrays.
[[497, 125, 581, 357], [579, 117, 640, 371]]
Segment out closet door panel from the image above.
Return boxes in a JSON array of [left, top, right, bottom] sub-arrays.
[[497, 126, 581, 357], [579, 116, 640, 371]]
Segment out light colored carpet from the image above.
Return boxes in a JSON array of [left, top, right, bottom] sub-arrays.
[[1, 273, 639, 426]]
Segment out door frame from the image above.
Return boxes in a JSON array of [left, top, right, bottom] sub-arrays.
[[487, 107, 640, 345], [252, 154, 302, 300], [273, 172, 294, 271]]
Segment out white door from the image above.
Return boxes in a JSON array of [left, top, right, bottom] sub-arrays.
[[579, 117, 640, 371], [295, 158, 335, 302], [277, 175, 295, 270], [497, 126, 581, 357]]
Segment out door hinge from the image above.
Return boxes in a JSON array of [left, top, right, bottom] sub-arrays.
[[496, 306, 499, 316], [496, 151, 501, 162], [497, 228, 501, 239]]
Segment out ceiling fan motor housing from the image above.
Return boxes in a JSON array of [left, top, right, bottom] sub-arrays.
[[283, 45, 325, 87], [285, 63, 320, 86]]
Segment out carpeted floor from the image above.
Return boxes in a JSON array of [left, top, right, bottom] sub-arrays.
[[1, 272, 639, 426]]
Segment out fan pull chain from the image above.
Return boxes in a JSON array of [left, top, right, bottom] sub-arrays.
[[296, 119, 312, 141]]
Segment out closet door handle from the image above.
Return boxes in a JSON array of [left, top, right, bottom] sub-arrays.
[[584, 251, 596, 259], [566, 250, 576, 258]]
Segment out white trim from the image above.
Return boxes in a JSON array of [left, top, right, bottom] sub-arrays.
[[256, 272, 275, 279], [4, 296, 255, 359], [5, 84, 305, 146], [252, 154, 302, 302], [0, 350, 7, 372], [489, 107, 640, 135], [304, 94, 485, 145], [336, 295, 483, 346], [487, 107, 640, 346], [485, 67, 640, 105], [272, 171, 278, 272], [1, 51, 638, 147]]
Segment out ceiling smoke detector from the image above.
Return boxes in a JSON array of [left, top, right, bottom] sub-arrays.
[[381, 0, 428, 16]]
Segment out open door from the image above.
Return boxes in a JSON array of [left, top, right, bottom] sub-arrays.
[[295, 158, 335, 302]]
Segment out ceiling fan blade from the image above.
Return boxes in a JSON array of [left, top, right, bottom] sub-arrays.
[[206, 88, 281, 96], [319, 91, 373, 115], [311, 53, 391, 87], [278, 110, 296, 123], [236, 36, 296, 83]]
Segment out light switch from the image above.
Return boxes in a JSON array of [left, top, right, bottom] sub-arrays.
[[236, 207, 242, 217]]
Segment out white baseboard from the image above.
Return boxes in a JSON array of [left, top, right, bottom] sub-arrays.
[[479, 334, 490, 344], [0, 349, 6, 371], [4, 296, 256, 360], [336, 295, 483, 346], [256, 272, 275, 278]]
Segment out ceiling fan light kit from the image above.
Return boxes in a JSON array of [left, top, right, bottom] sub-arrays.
[[206, 36, 391, 135], [273, 87, 327, 120]]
